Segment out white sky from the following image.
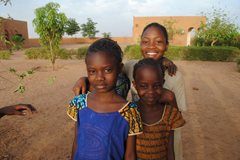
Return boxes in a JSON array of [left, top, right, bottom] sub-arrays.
[[0, 0, 239, 38]]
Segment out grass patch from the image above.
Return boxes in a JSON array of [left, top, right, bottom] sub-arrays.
[[0, 50, 11, 59]]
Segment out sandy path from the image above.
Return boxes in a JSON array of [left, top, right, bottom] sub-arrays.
[[0, 50, 240, 160]]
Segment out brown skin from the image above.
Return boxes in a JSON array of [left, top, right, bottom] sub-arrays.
[[168, 130, 175, 160], [133, 66, 175, 159], [71, 123, 77, 160], [71, 52, 137, 159], [86, 52, 126, 112], [140, 26, 168, 60], [0, 104, 37, 118], [159, 88, 178, 109], [125, 135, 137, 160], [72, 26, 177, 96], [141, 26, 177, 76]]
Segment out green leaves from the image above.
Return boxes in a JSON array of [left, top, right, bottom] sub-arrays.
[[9, 67, 16, 73], [194, 8, 239, 47], [81, 18, 99, 38], [65, 18, 80, 36], [14, 84, 25, 93], [33, 2, 67, 70], [9, 67, 35, 93]]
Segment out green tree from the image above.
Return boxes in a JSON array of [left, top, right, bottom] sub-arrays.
[[194, 8, 239, 46], [163, 19, 185, 40], [65, 18, 80, 36], [81, 18, 99, 38], [33, 2, 67, 70], [102, 32, 111, 38]]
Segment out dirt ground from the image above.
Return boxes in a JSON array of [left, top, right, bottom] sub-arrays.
[[0, 49, 240, 160]]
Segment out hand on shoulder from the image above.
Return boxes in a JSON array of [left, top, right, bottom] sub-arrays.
[[159, 89, 178, 109]]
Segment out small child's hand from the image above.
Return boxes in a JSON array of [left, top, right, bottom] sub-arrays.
[[72, 77, 89, 95], [0, 104, 37, 117], [159, 89, 178, 109], [162, 57, 177, 76]]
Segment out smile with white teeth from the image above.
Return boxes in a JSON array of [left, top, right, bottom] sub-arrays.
[[146, 52, 158, 56]]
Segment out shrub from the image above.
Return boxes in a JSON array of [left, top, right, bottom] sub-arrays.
[[165, 46, 240, 61], [0, 50, 11, 59], [76, 47, 88, 59], [12, 34, 25, 50], [57, 48, 72, 59], [25, 48, 72, 59], [25, 48, 49, 59], [237, 58, 240, 65], [124, 45, 240, 61], [123, 45, 141, 59]]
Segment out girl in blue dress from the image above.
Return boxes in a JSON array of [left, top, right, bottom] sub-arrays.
[[67, 38, 143, 160]]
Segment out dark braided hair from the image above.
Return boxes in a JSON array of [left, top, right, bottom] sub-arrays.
[[133, 58, 165, 81], [85, 38, 123, 64], [141, 22, 169, 45]]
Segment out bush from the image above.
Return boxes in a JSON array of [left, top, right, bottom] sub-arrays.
[[237, 58, 240, 65], [12, 34, 25, 50], [57, 48, 72, 59], [0, 50, 11, 59], [76, 47, 88, 59], [166, 46, 240, 61], [123, 45, 141, 59], [25, 48, 73, 59], [124, 45, 240, 61], [25, 48, 49, 59]]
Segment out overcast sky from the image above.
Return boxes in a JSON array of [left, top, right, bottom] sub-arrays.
[[1, 0, 239, 38]]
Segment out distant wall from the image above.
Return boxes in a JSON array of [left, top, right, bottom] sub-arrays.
[[1, 16, 206, 49], [0, 19, 29, 49], [133, 16, 206, 46]]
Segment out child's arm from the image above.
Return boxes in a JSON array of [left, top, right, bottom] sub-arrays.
[[125, 135, 137, 160], [71, 122, 77, 160], [159, 88, 178, 109], [162, 57, 177, 76], [0, 104, 37, 118], [72, 77, 92, 95], [168, 130, 175, 160]]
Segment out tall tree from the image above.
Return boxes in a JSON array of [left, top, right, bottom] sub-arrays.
[[33, 2, 67, 70], [194, 8, 239, 46], [65, 18, 80, 36], [81, 18, 99, 38]]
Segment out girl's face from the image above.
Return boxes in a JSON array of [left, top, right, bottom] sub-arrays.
[[133, 66, 163, 105], [140, 26, 168, 60], [85, 52, 121, 93]]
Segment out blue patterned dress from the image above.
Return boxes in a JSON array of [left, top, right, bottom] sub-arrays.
[[67, 94, 143, 160]]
